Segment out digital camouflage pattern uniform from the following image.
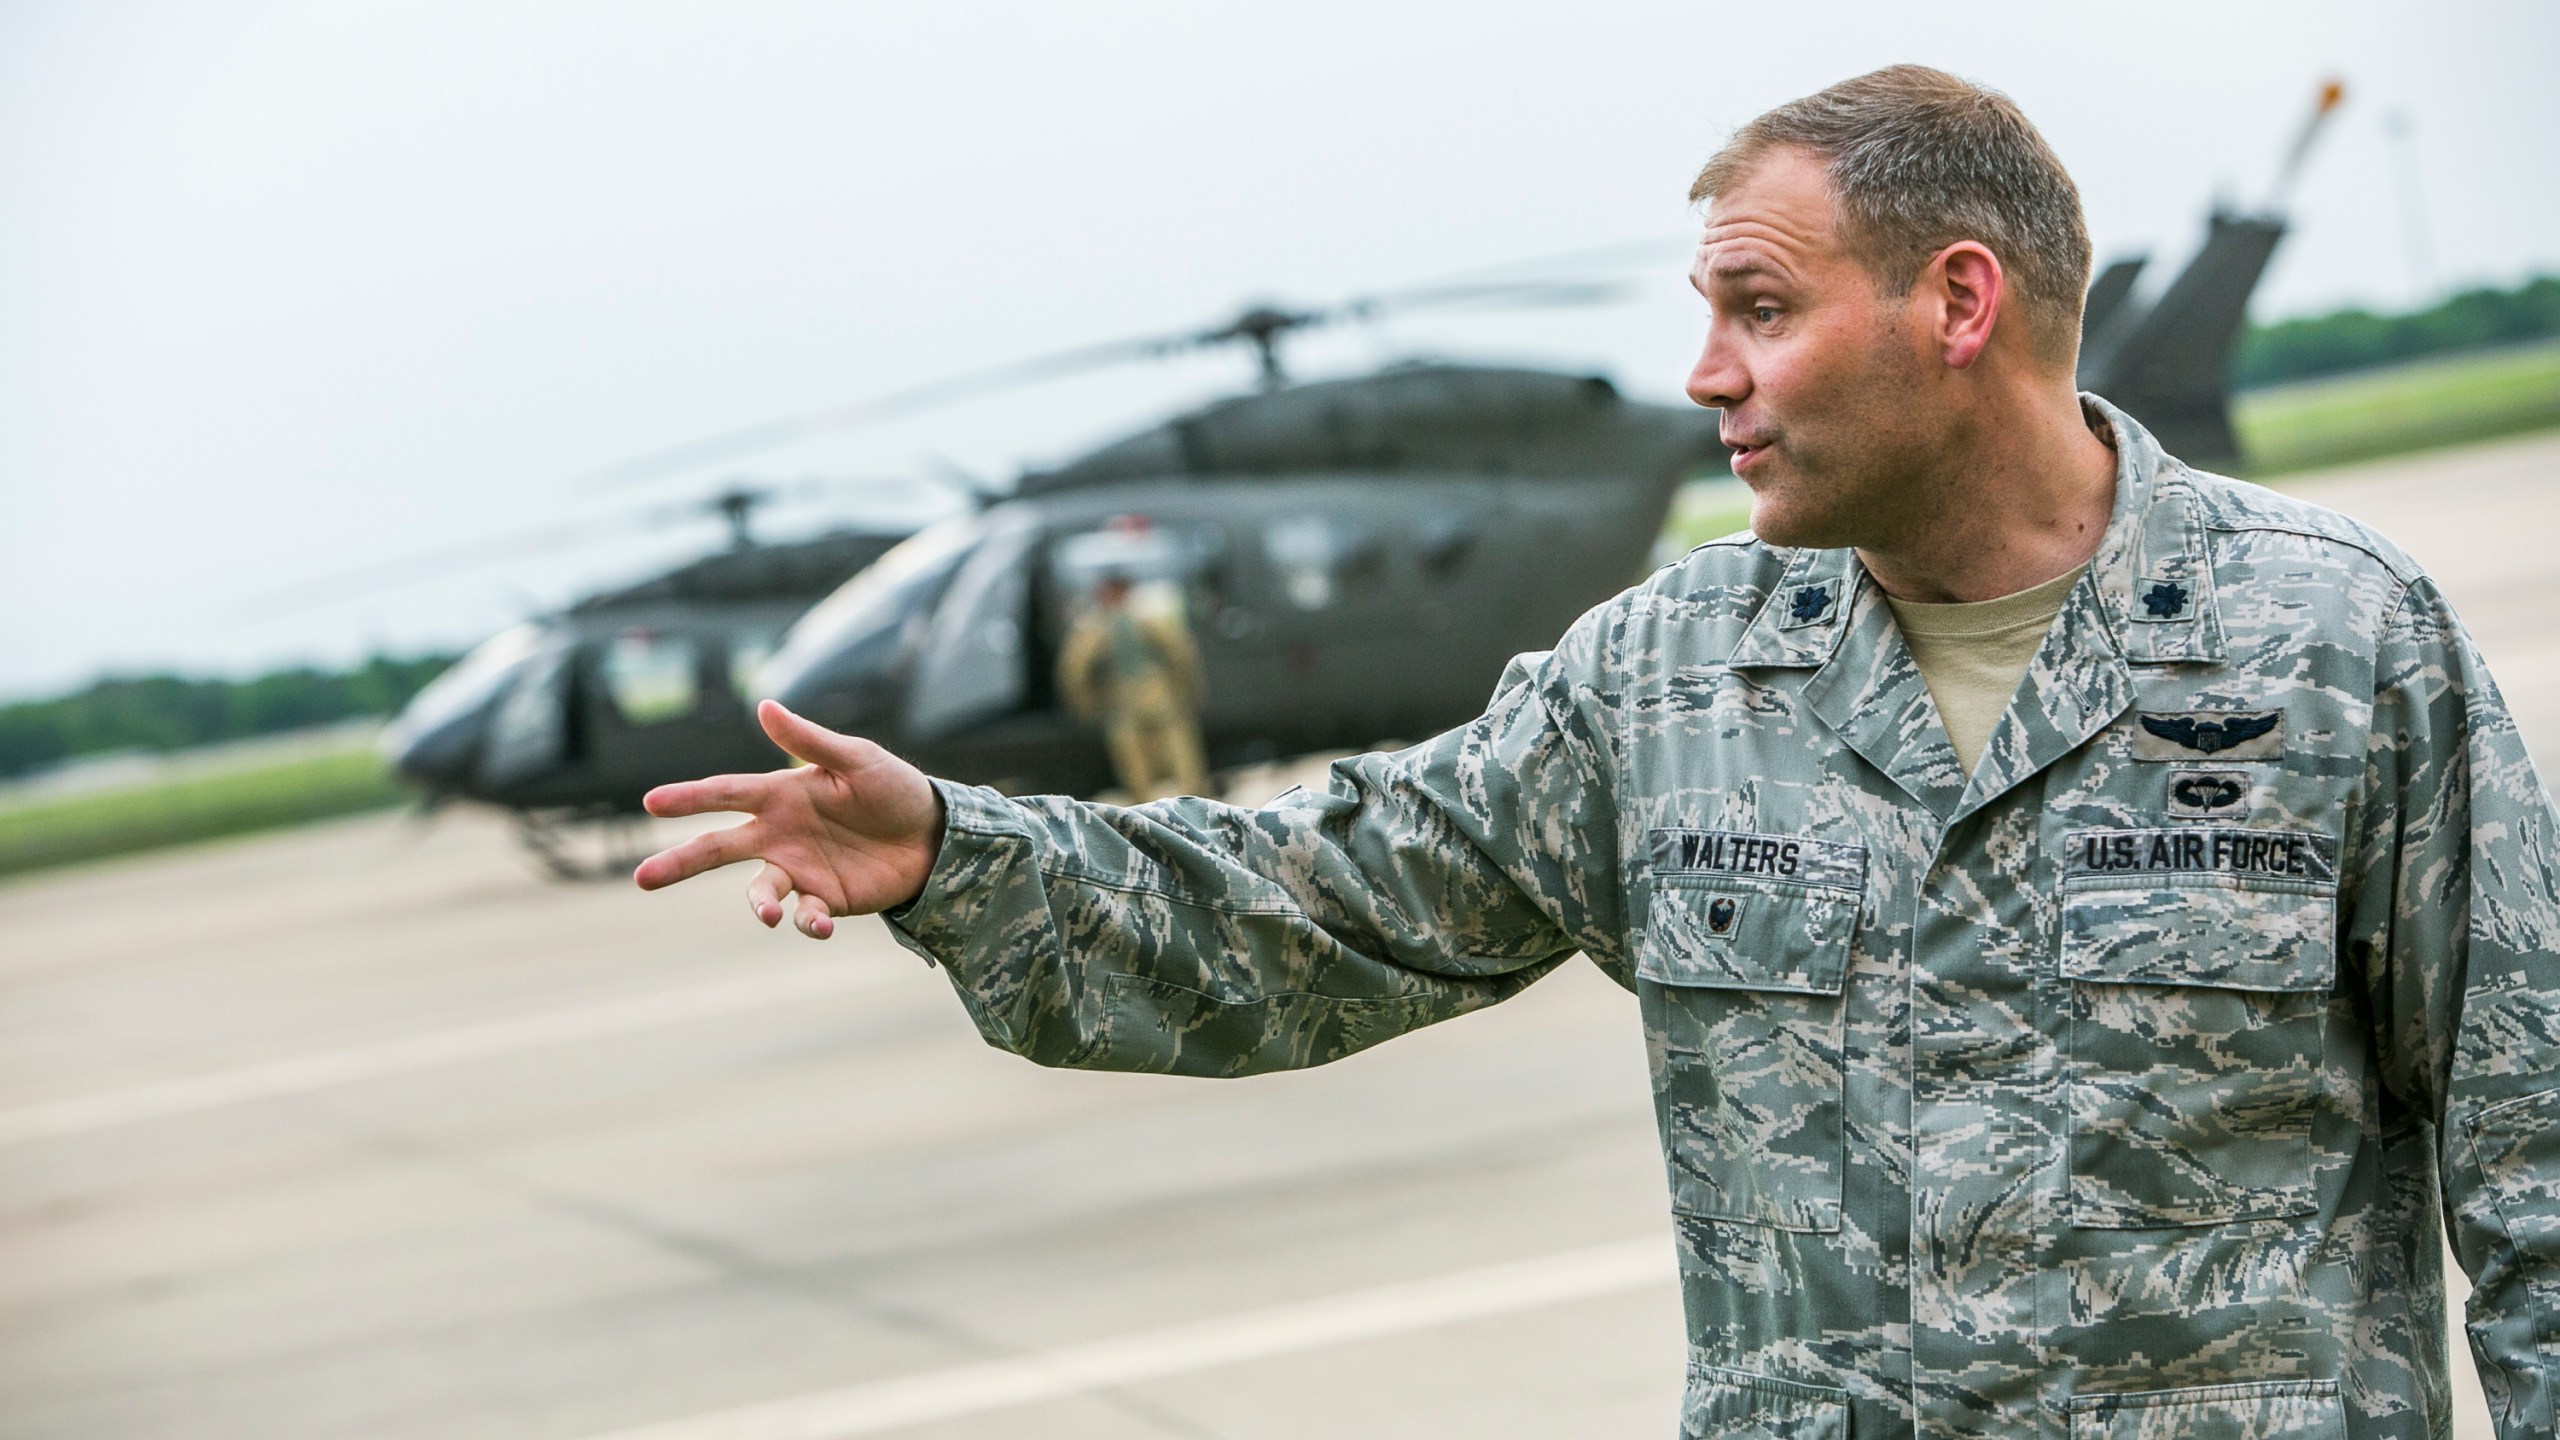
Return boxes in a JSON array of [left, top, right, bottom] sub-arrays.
[[885, 397, 2560, 1439]]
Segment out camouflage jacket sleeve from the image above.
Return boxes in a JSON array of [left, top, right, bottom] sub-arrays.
[[881, 615, 1627, 1077], [2351, 576, 2560, 1433]]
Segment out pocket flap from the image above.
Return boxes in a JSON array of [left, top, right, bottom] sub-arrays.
[[1682, 1364, 1850, 1440], [2066, 1379, 2343, 1440], [2464, 1087, 2560, 1267], [2061, 879, 2337, 992], [1638, 878, 1859, 995]]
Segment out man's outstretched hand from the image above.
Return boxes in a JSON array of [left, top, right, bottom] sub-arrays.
[[632, 700, 944, 939]]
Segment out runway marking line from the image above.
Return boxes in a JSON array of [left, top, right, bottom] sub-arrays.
[[576, 1237, 1673, 1440], [0, 964, 900, 1145]]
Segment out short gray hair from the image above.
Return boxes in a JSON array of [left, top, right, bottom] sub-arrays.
[[1690, 66, 2092, 363]]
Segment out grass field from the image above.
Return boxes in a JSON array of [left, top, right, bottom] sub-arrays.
[[0, 744, 411, 881], [1659, 475, 1754, 553], [2235, 338, 2560, 475]]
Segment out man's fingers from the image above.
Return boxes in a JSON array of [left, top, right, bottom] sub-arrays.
[[643, 772, 776, 819], [632, 822, 764, 891], [792, 888, 836, 940], [759, 700, 883, 775], [747, 862, 791, 928]]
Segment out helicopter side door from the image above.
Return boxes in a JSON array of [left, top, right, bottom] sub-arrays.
[[1217, 481, 1521, 750], [570, 622, 753, 806], [1034, 512, 1228, 705], [1245, 502, 1402, 745], [1392, 486, 1524, 730]]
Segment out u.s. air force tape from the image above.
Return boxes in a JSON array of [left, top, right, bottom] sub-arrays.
[[2064, 827, 2336, 886], [1646, 828, 1867, 893]]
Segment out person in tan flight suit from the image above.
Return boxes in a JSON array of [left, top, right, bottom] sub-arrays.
[[1055, 572, 1208, 800]]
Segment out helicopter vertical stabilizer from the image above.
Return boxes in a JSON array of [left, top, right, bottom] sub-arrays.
[[2079, 255, 2148, 345], [2075, 79, 2344, 467], [2076, 213, 2286, 465]]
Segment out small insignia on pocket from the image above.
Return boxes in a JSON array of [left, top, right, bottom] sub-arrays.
[[2139, 578, 2191, 619], [1706, 897, 1739, 934], [2133, 708, 2284, 761], [2168, 768, 2249, 817]]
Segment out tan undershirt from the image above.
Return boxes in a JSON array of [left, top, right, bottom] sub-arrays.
[[1884, 564, 2089, 776]]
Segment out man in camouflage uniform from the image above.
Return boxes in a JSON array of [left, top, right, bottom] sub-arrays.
[[1054, 571, 1211, 800], [637, 67, 2560, 1439]]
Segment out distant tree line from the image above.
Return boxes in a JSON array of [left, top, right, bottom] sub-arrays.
[[0, 653, 456, 781], [2234, 275, 2560, 389]]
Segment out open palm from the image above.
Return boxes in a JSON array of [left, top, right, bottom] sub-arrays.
[[632, 700, 943, 939]]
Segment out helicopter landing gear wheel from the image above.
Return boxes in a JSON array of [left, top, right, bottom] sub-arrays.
[[513, 810, 658, 882]]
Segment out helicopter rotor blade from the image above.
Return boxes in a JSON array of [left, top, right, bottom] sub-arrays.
[[910, 452, 1006, 503], [1409, 233, 1694, 282], [576, 330, 1205, 493], [226, 475, 935, 620], [575, 253, 1668, 494], [1332, 277, 1635, 323], [224, 507, 682, 621]]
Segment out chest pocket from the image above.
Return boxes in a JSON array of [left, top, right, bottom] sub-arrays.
[[1638, 832, 1865, 1233], [2060, 829, 2339, 1228]]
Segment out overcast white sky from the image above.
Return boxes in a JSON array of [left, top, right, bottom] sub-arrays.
[[4, 0, 2555, 701]]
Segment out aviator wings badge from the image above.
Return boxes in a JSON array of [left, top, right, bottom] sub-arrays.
[[2134, 709, 2284, 761]]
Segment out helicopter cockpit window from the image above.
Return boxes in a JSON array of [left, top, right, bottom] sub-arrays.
[[602, 631, 699, 725], [1044, 519, 1228, 645], [1411, 508, 1477, 577], [1049, 523, 1213, 598], [384, 622, 544, 746], [761, 514, 986, 699], [730, 628, 784, 702], [1263, 515, 1380, 611]]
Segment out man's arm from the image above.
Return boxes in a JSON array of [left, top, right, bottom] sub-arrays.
[[2351, 576, 2560, 1435], [885, 642, 1626, 1075], [638, 619, 1628, 1078]]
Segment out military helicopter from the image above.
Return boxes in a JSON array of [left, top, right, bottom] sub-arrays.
[[374, 270, 1707, 860], [755, 354, 1716, 797], [368, 486, 922, 875]]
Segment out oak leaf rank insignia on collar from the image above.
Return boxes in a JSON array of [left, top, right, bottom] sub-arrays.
[[2140, 578, 2192, 619], [1784, 583, 1835, 626]]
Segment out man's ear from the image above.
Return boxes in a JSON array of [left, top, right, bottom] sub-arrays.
[[1929, 242, 2004, 370]]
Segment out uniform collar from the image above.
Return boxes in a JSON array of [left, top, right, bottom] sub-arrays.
[[1724, 395, 2220, 820], [1727, 395, 2217, 670], [2077, 393, 2224, 665], [1728, 545, 1860, 669]]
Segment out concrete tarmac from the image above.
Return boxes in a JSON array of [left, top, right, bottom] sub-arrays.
[[6, 431, 2555, 1439]]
